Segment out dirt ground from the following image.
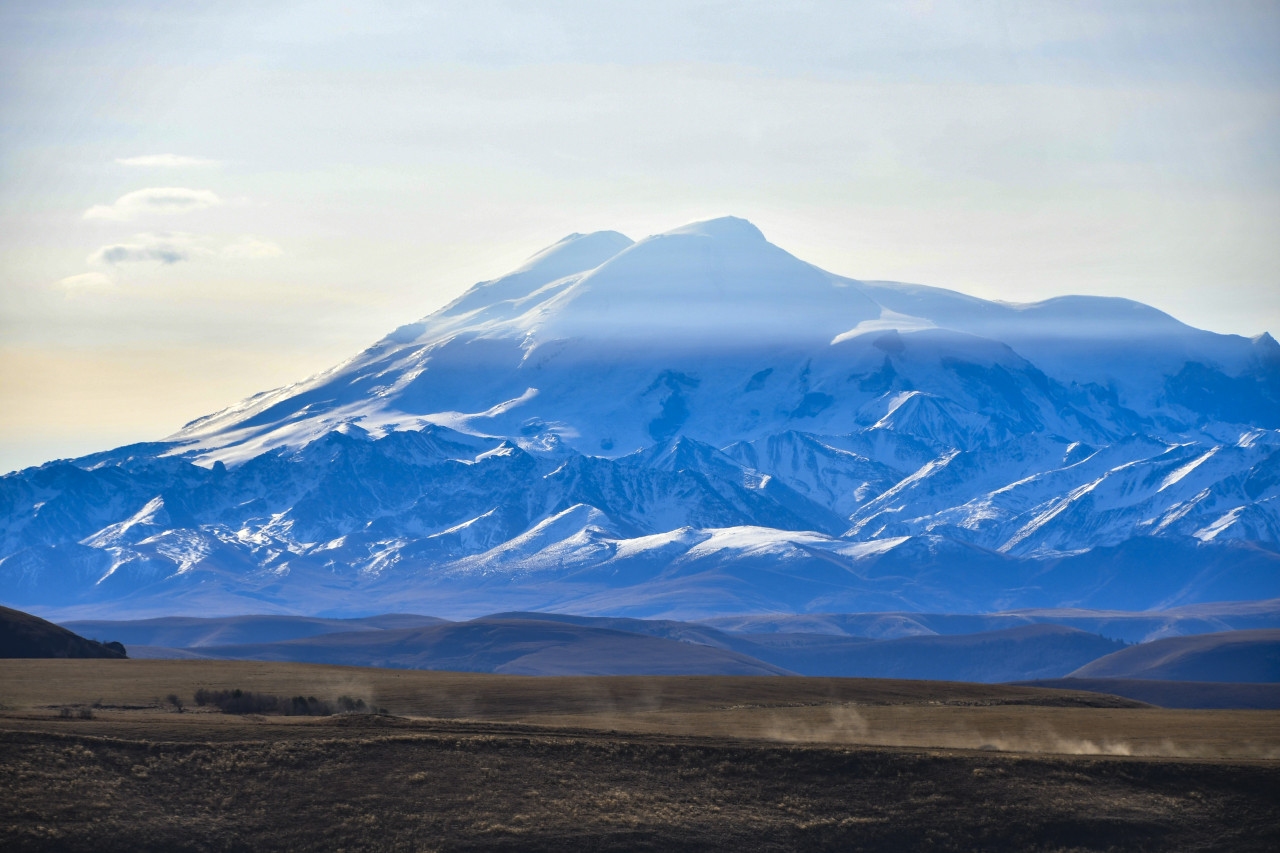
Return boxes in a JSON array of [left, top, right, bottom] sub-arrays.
[[2, 659, 1277, 851]]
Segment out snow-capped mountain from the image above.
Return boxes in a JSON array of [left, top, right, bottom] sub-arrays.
[[3, 217, 1278, 618]]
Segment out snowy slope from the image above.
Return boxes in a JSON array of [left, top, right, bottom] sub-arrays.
[[2, 217, 1278, 618]]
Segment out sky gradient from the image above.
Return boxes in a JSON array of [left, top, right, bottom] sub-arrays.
[[2, 1, 1279, 474]]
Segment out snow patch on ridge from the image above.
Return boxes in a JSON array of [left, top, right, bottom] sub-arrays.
[[1195, 506, 1245, 541], [1159, 446, 1220, 492]]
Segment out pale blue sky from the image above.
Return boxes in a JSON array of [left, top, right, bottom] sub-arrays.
[[2, 1, 1278, 473]]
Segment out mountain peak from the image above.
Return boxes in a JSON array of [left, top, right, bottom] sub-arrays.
[[430, 229, 634, 324], [507, 229, 635, 283], [528, 214, 870, 345], [659, 216, 766, 243]]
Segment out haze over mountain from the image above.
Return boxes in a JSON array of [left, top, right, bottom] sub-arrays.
[[159, 618, 795, 677], [701, 599, 1280, 644], [2, 217, 1278, 619], [61, 610, 1125, 683], [54, 608, 1280, 696]]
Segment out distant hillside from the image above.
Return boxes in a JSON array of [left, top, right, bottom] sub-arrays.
[[493, 613, 1125, 682], [195, 618, 793, 676], [0, 605, 126, 659], [1013, 678, 1280, 710], [109, 611, 1130, 681], [700, 600, 1280, 643], [736, 624, 1127, 682], [1068, 630, 1280, 682], [62, 613, 445, 649]]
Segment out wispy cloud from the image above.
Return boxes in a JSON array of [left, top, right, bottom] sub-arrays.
[[55, 271, 115, 288], [90, 233, 204, 265], [88, 232, 283, 266], [83, 187, 222, 221], [116, 154, 219, 168], [221, 236, 284, 259]]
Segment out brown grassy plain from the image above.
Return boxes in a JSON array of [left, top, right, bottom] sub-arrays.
[[2, 659, 1278, 851]]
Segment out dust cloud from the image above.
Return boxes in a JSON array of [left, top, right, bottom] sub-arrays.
[[761, 704, 870, 744], [747, 703, 1280, 760]]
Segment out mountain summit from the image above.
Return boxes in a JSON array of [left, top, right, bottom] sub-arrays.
[[3, 217, 1278, 618]]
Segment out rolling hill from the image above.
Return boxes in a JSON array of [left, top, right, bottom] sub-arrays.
[[188, 618, 794, 676], [0, 604, 126, 659], [80, 610, 1132, 682], [1068, 629, 1280, 682]]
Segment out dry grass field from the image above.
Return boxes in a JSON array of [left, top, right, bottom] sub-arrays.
[[2, 659, 1278, 851]]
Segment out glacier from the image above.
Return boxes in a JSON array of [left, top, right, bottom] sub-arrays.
[[2, 216, 1278, 619]]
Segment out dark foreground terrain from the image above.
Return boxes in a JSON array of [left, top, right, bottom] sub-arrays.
[[2, 660, 1277, 851], [0, 605, 126, 660]]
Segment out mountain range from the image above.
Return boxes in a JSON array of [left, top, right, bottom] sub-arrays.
[[2, 216, 1278, 619]]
